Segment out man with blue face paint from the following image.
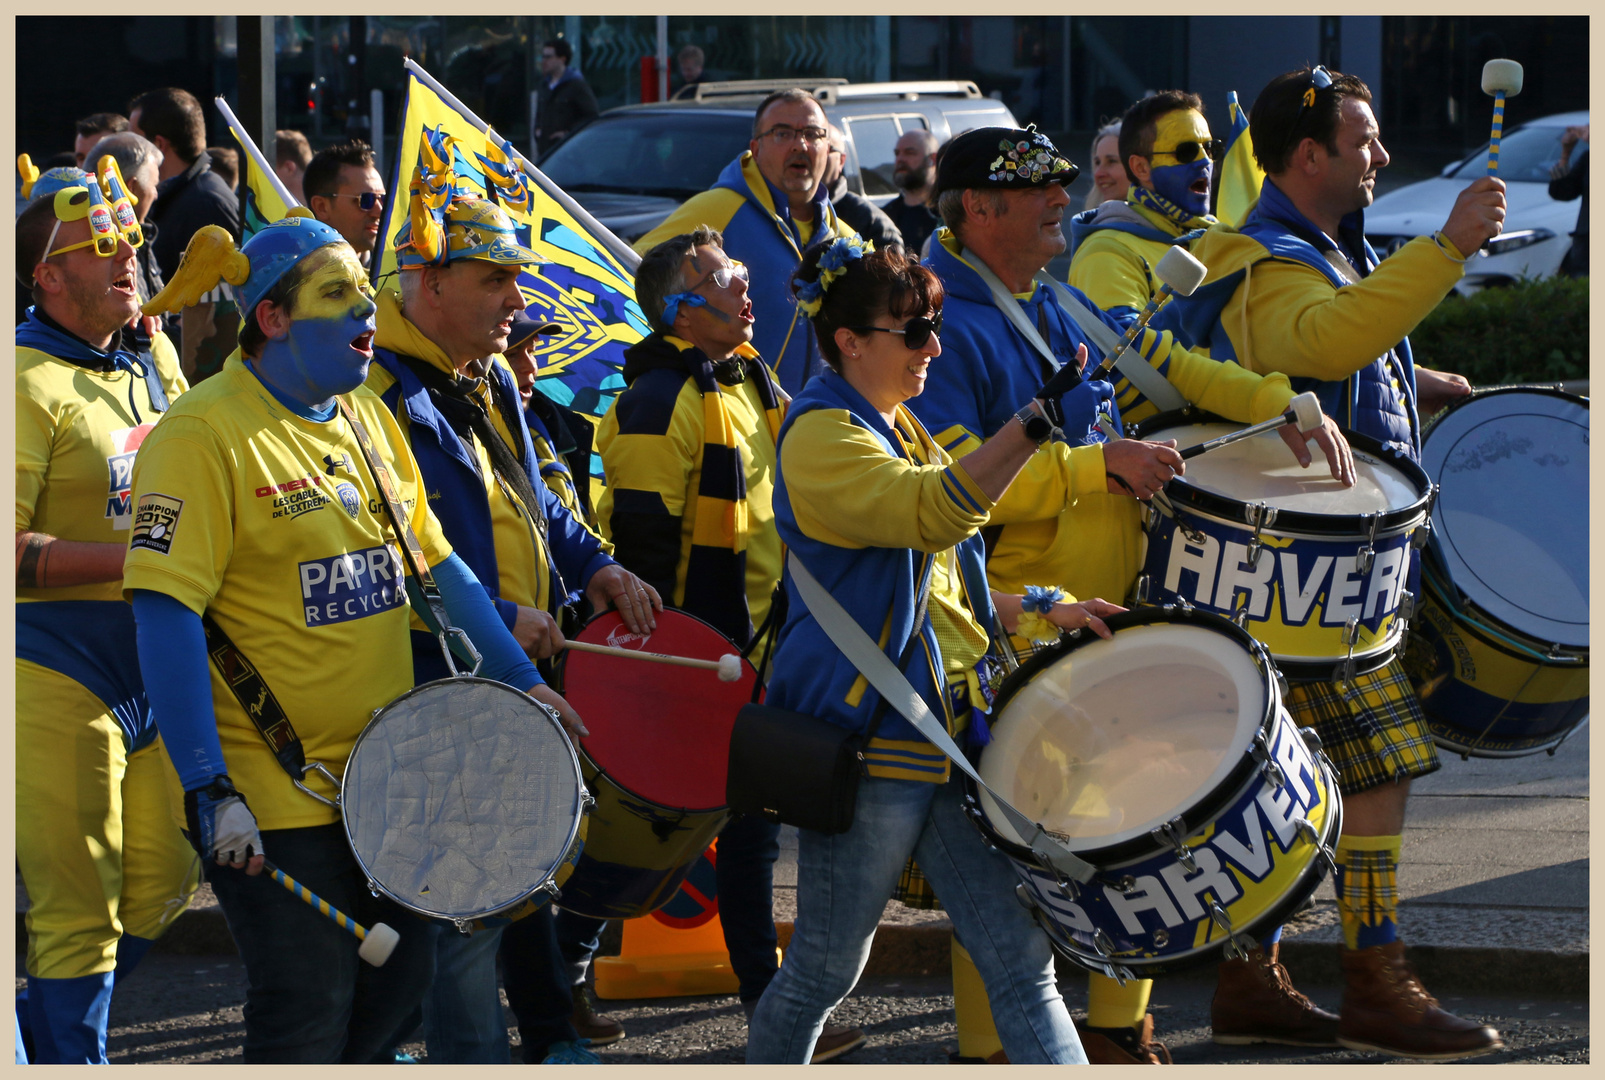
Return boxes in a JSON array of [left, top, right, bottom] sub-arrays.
[[1068, 91, 1221, 319], [124, 214, 556, 1062]]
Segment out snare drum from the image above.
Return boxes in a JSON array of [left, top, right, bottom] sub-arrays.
[[556, 610, 757, 919], [1130, 409, 1432, 681], [342, 677, 589, 927], [966, 607, 1342, 978], [1402, 387, 1589, 757]]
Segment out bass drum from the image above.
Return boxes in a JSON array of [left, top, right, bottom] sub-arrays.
[[1403, 386, 1589, 757], [965, 607, 1342, 979]]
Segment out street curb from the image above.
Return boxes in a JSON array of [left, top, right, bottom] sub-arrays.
[[53, 911, 1583, 1000]]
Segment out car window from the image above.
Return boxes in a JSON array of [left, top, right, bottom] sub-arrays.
[[1448, 124, 1590, 184], [844, 115, 905, 196], [539, 112, 753, 199]]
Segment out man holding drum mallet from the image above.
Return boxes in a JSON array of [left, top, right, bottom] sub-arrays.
[[905, 125, 1353, 1066], [589, 225, 867, 1064], [1152, 65, 1507, 1060], [365, 193, 662, 1065], [124, 215, 555, 1063]]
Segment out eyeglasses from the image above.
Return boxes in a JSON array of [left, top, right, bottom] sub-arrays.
[[327, 192, 385, 211], [1280, 65, 1335, 160], [758, 124, 830, 146], [692, 260, 749, 291], [1148, 137, 1226, 164], [851, 314, 942, 351]]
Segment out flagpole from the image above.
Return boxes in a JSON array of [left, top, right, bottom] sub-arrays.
[[215, 96, 301, 208], [403, 57, 640, 272]]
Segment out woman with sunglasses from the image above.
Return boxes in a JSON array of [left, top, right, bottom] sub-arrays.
[[745, 236, 1122, 1065]]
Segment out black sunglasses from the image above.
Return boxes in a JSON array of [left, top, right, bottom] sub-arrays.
[[1280, 65, 1335, 160], [851, 314, 942, 351], [1148, 137, 1226, 164], [328, 192, 385, 211]]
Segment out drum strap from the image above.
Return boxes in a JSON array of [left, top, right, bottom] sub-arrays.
[[338, 398, 480, 678], [788, 552, 1098, 884], [200, 612, 305, 783]]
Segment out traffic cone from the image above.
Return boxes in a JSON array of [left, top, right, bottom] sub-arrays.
[[952, 935, 1004, 1061], [595, 842, 747, 999]]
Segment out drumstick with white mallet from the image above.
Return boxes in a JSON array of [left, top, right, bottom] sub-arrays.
[[260, 858, 400, 967], [561, 639, 745, 682], [1481, 59, 1524, 177], [1176, 391, 1325, 460], [1088, 245, 1210, 381]]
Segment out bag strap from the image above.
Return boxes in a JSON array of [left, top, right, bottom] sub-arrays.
[[787, 551, 1096, 883], [336, 397, 481, 677], [1034, 274, 1188, 413]]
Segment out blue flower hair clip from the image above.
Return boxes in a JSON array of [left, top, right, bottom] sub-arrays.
[[797, 235, 873, 316]]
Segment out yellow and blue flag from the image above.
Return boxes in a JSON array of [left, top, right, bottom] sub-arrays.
[[1216, 91, 1265, 229], [373, 61, 649, 486], [215, 97, 298, 240]]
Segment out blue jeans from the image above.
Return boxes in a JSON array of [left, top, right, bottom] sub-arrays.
[[422, 925, 509, 1063], [204, 824, 437, 1063], [715, 812, 782, 1004], [746, 775, 1086, 1064], [499, 907, 582, 1062]]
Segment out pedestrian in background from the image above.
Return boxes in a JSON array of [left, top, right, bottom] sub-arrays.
[[534, 39, 599, 157]]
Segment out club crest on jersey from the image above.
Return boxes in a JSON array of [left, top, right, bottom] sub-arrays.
[[335, 482, 362, 519], [129, 492, 183, 555], [299, 544, 405, 627], [104, 424, 154, 528]]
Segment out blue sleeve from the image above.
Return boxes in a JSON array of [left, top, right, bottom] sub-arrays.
[[132, 589, 229, 791], [432, 551, 543, 691]]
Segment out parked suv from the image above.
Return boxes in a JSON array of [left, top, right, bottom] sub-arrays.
[[537, 79, 1020, 243]]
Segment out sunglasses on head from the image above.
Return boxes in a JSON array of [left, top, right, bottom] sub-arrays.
[[329, 192, 385, 211], [1149, 137, 1226, 164], [1280, 65, 1335, 159], [851, 313, 942, 351]]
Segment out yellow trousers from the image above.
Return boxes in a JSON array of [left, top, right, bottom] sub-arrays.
[[16, 659, 199, 979]]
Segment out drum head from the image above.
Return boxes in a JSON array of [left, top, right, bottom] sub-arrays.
[[1146, 422, 1421, 517], [979, 621, 1267, 852], [563, 610, 757, 811], [1421, 389, 1589, 648], [343, 678, 584, 920]]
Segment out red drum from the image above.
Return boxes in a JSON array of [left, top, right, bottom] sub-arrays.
[[556, 609, 757, 919]]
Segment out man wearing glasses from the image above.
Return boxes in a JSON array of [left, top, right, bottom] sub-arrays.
[[1068, 90, 1222, 319], [635, 89, 858, 395], [594, 226, 866, 1063], [304, 140, 386, 268], [1153, 65, 1506, 1061]]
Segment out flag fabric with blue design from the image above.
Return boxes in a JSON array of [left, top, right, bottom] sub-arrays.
[[372, 62, 650, 486], [216, 97, 297, 241], [1216, 91, 1266, 229]]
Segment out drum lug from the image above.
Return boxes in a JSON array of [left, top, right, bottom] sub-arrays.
[[1356, 512, 1382, 575], [541, 880, 563, 899], [452, 917, 471, 935], [1052, 873, 1081, 903], [1133, 574, 1151, 604], [1275, 668, 1291, 700], [1299, 726, 1323, 753], [1112, 875, 1138, 895], [1014, 882, 1037, 913], [1317, 843, 1340, 879], [1251, 731, 1286, 789], [1151, 817, 1199, 874], [1151, 928, 1169, 948], [1209, 900, 1258, 961], [1411, 520, 1432, 550], [1092, 929, 1118, 958], [1292, 817, 1321, 847], [1244, 503, 1277, 569], [367, 878, 381, 899], [1335, 620, 1360, 700], [1230, 601, 1250, 629], [1397, 589, 1416, 622]]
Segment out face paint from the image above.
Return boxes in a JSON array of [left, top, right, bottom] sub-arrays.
[[255, 246, 379, 410], [1148, 109, 1214, 217]]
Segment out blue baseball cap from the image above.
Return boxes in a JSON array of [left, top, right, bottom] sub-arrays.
[[237, 212, 351, 317], [507, 309, 562, 349]]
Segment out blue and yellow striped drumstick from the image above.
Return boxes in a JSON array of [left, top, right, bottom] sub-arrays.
[[1481, 60, 1524, 177], [261, 858, 400, 966]]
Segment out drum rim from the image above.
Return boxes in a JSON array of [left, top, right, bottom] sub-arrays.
[[980, 606, 1280, 865], [1419, 560, 1590, 663], [1420, 383, 1589, 444], [1130, 406, 1432, 535], [341, 675, 589, 921], [1019, 751, 1344, 977]]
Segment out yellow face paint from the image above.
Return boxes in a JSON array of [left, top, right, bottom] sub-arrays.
[[1152, 109, 1211, 156], [290, 245, 377, 323]]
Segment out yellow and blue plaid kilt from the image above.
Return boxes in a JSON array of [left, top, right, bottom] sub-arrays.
[[1285, 658, 1440, 795], [893, 858, 944, 911]]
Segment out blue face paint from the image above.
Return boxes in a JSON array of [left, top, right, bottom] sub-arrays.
[[252, 247, 378, 413], [1150, 158, 1213, 218]]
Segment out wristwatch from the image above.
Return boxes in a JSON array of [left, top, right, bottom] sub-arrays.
[[1015, 402, 1054, 447]]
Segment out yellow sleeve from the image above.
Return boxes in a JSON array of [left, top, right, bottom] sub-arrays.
[[934, 421, 1107, 527], [150, 330, 190, 400], [121, 417, 235, 614], [1151, 335, 1295, 426], [1235, 235, 1464, 381], [15, 393, 56, 532], [1068, 233, 1153, 313], [634, 189, 749, 255], [781, 409, 992, 553]]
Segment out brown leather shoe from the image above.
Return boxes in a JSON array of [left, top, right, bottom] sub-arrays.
[[1211, 943, 1340, 1046], [810, 1023, 866, 1063], [1337, 942, 1504, 1060], [1073, 1014, 1172, 1064], [570, 989, 625, 1047]]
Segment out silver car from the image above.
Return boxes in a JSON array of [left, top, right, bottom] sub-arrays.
[[1365, 110, 1588, 295]]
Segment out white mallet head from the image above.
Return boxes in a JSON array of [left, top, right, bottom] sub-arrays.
[[717, 654, 743, 682], [1481, 59, 1524, 98], [1154, 246, 1208, 297], [1288, 392, 1324, 434], [358, 921, 400, 967]]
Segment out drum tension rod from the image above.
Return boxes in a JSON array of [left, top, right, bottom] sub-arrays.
[[1244, 502, 1277, 569], [1355, 512, 1381, 574], [1151, 817, 1199, 873], [1250, 731, 1286, 789]]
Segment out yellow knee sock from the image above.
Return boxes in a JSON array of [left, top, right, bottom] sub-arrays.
[[1086, 972, 1152, 1029], [1333, 834, 1402, 950]]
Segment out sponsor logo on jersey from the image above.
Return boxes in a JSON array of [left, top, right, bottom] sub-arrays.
[[256, 475, 332, 520], [335, 482, 362, 519], [323, 453, 354, 476], [299, 544, 405, 627], [129, 492, 184, 555], [104, 424, 154, 529]]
